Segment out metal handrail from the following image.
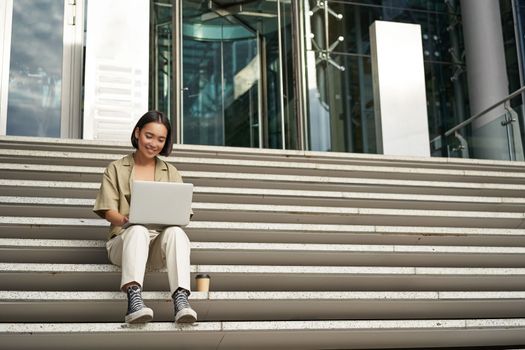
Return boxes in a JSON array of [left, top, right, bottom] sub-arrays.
[[444, 85, 525, 137]]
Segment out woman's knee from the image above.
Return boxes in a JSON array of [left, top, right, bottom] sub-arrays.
[[163, 226, 190, 243], [122, 225, 150, 241]]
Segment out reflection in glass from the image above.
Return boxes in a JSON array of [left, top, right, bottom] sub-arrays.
[[7, 0, 64, 137], [307, 52, 375, 153]]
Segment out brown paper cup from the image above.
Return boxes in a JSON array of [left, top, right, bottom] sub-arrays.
[[195, 274, 210, 292]]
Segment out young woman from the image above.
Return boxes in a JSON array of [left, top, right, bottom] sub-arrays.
[[93, 110, 197, 324]]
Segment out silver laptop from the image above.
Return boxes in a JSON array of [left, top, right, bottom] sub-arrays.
[[124, 181, 193, 229]]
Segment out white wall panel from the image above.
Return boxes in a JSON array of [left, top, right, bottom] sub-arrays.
[[83, 0, 149, 140]]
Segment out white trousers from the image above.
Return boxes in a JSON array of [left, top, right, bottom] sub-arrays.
[[106, 225, 191, 295]]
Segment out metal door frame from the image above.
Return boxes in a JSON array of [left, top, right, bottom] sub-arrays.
[[0, 0, 13, 135]]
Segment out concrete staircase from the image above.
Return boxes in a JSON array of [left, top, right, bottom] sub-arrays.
[[1, 136, 525, 349]]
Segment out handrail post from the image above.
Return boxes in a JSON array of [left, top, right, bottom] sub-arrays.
[[502, 102, 515, 161], [503, 100, 525, 161]]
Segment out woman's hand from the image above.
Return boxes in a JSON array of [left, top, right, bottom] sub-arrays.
[[104, 210, 129, 226], [119, 215, 129, 226]]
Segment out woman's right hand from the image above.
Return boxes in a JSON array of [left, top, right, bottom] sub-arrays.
[[104, 210, 129, 226]]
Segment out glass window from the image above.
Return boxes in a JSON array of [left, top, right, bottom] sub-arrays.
[[150, 0, 173, 119], [306, 52, 375, 153], [6, 0, 65, 137]]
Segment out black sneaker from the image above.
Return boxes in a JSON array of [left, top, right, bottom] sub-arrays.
[[173, 288, 197, 324], [125, 285, 154, 324]]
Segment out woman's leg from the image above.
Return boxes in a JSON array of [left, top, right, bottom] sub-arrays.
[[107, 225, 152, 290], [148, 226, 191, 294], [106, 225, 155, 323], [149, 226, 196, 323]]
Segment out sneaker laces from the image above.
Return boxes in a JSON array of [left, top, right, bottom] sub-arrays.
[[127, 285, 146, 314], [173, 288, 191, 312]]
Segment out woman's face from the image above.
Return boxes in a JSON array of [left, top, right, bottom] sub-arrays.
[[134, 121, 168, 159]]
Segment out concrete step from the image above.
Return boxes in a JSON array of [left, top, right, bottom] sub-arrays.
[[2, 291, 525, 322], [1, 196, 524, 228], [2, 238, 525, 267], [0, 163, 104, 182], [2, 217, 525, 246], [2, 180, 525, 212], [2, 263, 525, 291], [1, 319, 525, 350], [3, 164, 525, 197], [3, 135, 525, 173], [2, 148, 525, 183], [3, 137, 525, 349], [0, 216, 108, 239]]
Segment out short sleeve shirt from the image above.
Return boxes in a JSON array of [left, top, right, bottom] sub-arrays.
[[93, 153, 184, 239]]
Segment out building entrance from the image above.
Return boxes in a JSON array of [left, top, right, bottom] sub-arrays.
[[151, 0, 299, 149]]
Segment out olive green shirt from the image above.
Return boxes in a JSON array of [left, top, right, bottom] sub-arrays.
[[93, 153, 185, 240]]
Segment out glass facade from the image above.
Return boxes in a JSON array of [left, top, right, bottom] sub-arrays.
[[304, 0, 469, 154], [509, 0, 525, 90], [2, 0, 525, 161], [499, 0, 525, 160]]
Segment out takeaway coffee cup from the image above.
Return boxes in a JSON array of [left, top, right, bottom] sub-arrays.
[[195, 274, 211, 292]]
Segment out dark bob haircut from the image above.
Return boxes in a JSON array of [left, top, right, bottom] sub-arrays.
[[131, 110, 173, 156]]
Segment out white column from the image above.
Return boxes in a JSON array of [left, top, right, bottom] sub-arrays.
[[370, 21, 430, 157]]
